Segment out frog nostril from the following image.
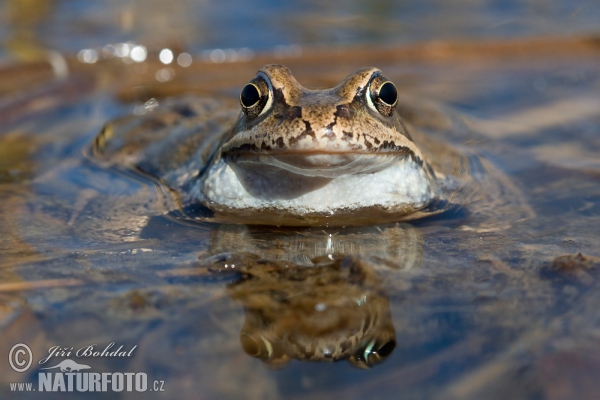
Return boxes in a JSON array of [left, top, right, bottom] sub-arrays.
[[335, 104, 352, 119]]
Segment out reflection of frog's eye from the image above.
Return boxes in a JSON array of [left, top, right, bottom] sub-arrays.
[[373, 339, 396, 359], [363, 339, 396, 366], [367, 74, 398, 118], [240, 75, 272, 119], [240, 333, 289, 366], [349, 338, 396, 369]]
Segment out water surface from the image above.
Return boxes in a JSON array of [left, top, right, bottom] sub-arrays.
[[1, 2, 600, 399]]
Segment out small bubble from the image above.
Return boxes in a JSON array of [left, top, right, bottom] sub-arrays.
[[237, 47, 254, 61], [77, 49, 98, 64], [130, 45, 147, 62], [135, 98, 159, 115], [144, 98, 159, 111], [102, 44, 116, 58], [115, 43, 130, 57], [225, 49, 238, 62], [177, 52, 192, 67], [155, 68, 175, 82], [209, 49, 226, 63], [159, 48, 174, 64]]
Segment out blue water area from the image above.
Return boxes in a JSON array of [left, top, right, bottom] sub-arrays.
[[2, 0, 600, 59]]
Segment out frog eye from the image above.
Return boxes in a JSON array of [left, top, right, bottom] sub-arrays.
[[241, 84, 261, 108], [367, 74, 398, 117], [372, 339, 396, 359], [378, 82, 398, 106], [240, 333, 289, 366], [363, 338, 396, 366], [348, 338, 396, 369], [240, 74, 272, 119]]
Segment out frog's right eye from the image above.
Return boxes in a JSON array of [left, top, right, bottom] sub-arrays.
[[240, 75, 272, 119], [366, 73, 398, 118], [241, 84, 260, 108], [348, 338, 396, 369], [240, 333, 289, 366]]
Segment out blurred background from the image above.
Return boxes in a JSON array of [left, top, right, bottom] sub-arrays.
[[2, 0, 599, 62]]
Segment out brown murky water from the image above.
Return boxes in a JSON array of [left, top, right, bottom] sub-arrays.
[[1, 2, 600, 399]]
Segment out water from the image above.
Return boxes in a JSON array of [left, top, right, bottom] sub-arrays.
[[2, 0, 600, 57], [1, 1, 600, 399]]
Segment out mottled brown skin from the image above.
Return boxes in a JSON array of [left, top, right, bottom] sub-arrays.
[[197, 65, 442, 225], [223, 64, 425, 161], [90, 64, 455, 227]]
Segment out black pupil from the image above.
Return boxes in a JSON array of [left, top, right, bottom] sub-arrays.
[[376, 340, 396, 358], [241, 84, 261, 108], [378, 82, 397, 105]]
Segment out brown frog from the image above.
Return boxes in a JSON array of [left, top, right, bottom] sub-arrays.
[[93, 65, 444, 226]]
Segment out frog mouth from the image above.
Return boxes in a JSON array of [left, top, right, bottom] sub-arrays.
[[224, 152, 408, 179]]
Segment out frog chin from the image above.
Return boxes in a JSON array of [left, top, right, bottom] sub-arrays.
[[197, 153, 435, 219]]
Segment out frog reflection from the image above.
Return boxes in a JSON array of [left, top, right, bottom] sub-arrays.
[[231, 259, 396, 368], [203, 223, 422, 367]]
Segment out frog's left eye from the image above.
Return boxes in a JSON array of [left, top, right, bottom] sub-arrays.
[[348, 338, 396, 369], [241, 84, 261, 108], [240, 75, 272, 119], [367, 74, 398, 117], [378, 82, 398, 106]]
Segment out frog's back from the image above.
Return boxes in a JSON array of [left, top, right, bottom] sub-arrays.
[[92, 96, 239, 193]]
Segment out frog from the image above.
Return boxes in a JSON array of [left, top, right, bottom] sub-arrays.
[[92, 64, 451, 227]]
